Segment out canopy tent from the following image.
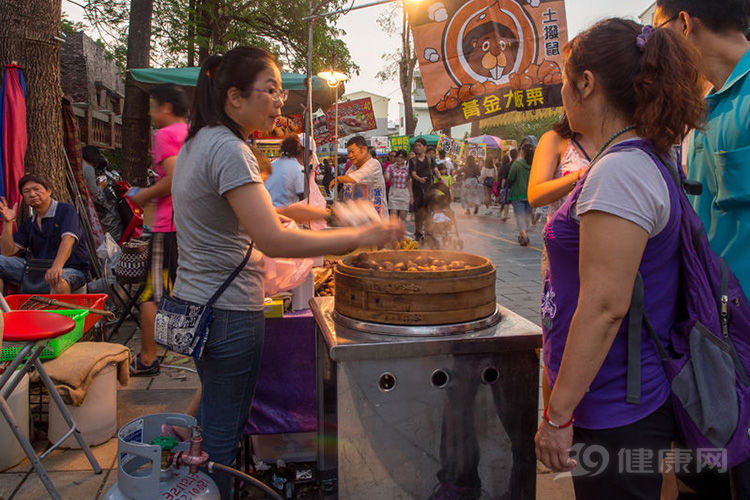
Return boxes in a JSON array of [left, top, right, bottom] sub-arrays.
[[408, 134, 440, 147], [129, 68, 342, 115]]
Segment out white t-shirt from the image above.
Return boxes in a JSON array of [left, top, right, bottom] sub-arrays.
[[575, 146, 671, 237], [348, 157, 388, 216]]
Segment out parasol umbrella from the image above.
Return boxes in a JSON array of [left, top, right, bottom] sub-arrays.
[[0, 64, 27, 209], [467, 134, 503, 149]]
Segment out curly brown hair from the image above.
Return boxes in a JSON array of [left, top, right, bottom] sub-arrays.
[[564, 18, 705, 153]]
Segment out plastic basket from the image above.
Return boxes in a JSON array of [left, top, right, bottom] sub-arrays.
[[4, 294, 108, 333], [1, 309, 90, 362]]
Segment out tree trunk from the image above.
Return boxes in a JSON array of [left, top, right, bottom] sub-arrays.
[[401, 10, 417, 136], [121, 0, 153, 186], [187, 0, 196, 66], [0, 0, 67, 199], [471, 119, 480, 136], [197, 0, 211, 64]]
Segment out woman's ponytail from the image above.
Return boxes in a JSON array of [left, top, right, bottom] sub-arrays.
[[187, 55, 223, 142], [633, 27, 705, 152], [566, 19, 705, 153], [186, 47, 277, 143]]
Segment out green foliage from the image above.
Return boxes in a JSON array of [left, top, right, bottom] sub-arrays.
[[102, 148, 122, 171], [481, 113, 560, 144], [61, 12, 86, 34], [83, 0, 359, 75]]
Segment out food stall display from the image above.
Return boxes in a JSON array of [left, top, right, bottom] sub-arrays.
[[312, 247, 542, 498]]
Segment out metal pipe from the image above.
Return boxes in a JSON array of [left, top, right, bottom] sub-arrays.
[[207, 462, 284, 500], [333, 82, 339, 198], [304, 0, 314, 199]]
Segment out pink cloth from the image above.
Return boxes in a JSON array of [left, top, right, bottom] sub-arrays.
[[3, 65, 26, 210], [151, 122, 187, 232]]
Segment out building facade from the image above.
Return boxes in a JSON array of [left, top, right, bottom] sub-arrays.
[[61, 32, 124, 149]]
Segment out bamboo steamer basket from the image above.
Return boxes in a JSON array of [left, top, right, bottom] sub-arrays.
[[334, 250, 496, 325]]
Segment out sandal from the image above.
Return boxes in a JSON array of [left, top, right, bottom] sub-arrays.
[[129, 352, 160, 377]]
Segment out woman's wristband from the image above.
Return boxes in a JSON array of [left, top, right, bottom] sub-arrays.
[[543, 407, 574, 429]]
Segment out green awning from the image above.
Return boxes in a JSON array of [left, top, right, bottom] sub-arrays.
[[129, 68, 330, 91], [128, 67, 340, 114], [409, 134, 440, 146]]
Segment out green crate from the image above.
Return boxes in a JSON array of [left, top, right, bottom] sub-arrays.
[[1, 309, 90, 362]]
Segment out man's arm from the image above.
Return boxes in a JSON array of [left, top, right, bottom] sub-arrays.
[[1, 221, 18, 256], [45, 235, 76, 287]]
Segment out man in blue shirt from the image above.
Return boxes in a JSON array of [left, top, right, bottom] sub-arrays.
[[655, 0, 750, 301], [654, 2, 750, 497], [0, 174, 88, 294]]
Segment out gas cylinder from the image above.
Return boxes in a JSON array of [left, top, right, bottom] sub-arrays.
[[104, 413, 220, 500]]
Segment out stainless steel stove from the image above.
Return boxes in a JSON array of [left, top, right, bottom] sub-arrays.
[[311, 297, 542, 500]]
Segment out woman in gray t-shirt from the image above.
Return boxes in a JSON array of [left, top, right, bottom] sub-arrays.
[[171, 46, 403, 498]]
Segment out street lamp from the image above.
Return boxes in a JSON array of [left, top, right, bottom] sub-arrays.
[[317, 70, 348, 198], [303, 0, 421, 197]]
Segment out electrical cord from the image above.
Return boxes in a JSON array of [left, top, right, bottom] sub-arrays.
[[206, 461, 285, 500]]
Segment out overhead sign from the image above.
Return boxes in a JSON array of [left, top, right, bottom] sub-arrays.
[[465, 142, 487, 160], [325, 97, 378, 136], [389, 135, 410, 153], [407, 0, 568, 130], [313, 114, 332, 145], [370, 136, 389, 152], [253, 115, 302, 140], [437, 134, 465, 158]]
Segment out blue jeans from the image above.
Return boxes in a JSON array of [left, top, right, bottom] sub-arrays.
[[195, 308, 265, 499], [511, 200, 532, 234], [0, 255, 87, 292]]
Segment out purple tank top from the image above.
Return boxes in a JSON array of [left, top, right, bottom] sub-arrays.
[[542, 139, 682, 429]]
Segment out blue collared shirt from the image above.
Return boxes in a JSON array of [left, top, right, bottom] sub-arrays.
[[13, 199, 89, 272], [688, 47, 750, 300]]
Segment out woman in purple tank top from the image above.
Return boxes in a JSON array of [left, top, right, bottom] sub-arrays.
[[533, 19, 705, 499]]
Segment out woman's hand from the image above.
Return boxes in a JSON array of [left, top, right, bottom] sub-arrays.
[[358, 217, 405, 248], [535, 420, 577, 472]]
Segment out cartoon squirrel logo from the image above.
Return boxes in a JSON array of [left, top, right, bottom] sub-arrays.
[[434, 0, 562, 112]]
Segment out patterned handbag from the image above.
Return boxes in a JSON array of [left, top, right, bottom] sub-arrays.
[[154, 244, 252, 359], [114, 238, 150, 284]]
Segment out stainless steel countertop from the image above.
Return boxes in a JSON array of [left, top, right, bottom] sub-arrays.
[[310, 297, 542, 362]]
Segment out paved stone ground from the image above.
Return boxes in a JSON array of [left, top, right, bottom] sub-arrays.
[[0, 203, 575, 499]]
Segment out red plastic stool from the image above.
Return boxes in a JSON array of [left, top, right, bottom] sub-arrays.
[[0, 311, 102, 500]]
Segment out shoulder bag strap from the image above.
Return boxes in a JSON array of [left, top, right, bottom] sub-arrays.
[[205, 243, 254, 307], [571, 137, 591, 162]]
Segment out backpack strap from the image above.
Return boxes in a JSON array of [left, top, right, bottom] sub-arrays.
[[627, 273, 671, 405], [626, 274, 644, 404]]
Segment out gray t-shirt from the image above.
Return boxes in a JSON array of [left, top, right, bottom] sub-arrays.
[[576, 146, 670, 237], [172, 126, 265, 311]]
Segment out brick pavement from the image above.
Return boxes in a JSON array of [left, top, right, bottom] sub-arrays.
[[0, 204, 575, 499]]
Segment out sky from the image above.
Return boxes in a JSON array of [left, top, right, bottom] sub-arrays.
[[61, 0, 656, 122]]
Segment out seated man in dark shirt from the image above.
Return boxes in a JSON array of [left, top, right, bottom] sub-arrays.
[[0, 174, 89, 293]]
